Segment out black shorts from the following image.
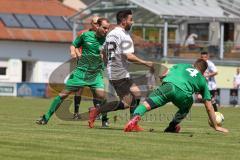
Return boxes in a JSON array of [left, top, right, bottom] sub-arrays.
[[210, 90, 217, 97], [110, 78, 134, 98]]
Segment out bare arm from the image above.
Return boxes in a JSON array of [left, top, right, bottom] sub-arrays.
[[205, 71, 218, 78], [101, 50, 107, 66], [70, 45, 81, 58], [159, 68, 169, 80], [204, 100, 229, 133], [126, 53, 153, 68], [233, 76, 238, 88]]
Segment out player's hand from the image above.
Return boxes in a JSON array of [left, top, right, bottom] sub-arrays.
[[70, 52, 77, 58], [195, 93, 202, 100], [215, 126, 229, 133], [144, 61, 153, 67], [204, 72, 209, 78]]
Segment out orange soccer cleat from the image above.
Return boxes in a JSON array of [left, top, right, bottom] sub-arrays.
[[88, 107, 100, 128], [124, 115, 143, 132]]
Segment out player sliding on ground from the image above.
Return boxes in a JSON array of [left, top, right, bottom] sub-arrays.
[[124, 59, 229, 133]]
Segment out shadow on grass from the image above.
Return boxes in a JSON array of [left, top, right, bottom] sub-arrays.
[[93, 126, 123, 131]]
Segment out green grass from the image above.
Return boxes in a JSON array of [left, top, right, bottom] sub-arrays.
[[0, 97, 240, 160]]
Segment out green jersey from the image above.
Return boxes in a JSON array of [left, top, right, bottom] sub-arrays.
[[163, 64, 211, 100], [72, 31, 105, 72]]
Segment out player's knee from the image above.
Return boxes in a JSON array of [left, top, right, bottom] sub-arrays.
[[59, 92, 70, 99], [98, 94, 105, 100], [130, 87, 141, 97], [142, 101, 152, 110], [94, 91, 105, 100]]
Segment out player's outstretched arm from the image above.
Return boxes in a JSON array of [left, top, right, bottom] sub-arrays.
[[204, 71, 218, 78], [126, 53, 154, 69], [204, 100, 229, 133]]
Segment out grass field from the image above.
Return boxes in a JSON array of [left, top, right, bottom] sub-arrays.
[[0, 96, 240, 160]]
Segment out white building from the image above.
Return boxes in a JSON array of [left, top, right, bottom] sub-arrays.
[[0, 0, 77, 83]]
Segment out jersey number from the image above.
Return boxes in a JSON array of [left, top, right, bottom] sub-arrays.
[[186, 68, 198, 77], [105, 42, 116, 61]]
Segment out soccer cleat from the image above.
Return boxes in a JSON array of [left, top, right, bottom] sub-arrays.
[[73, 113, 81, 120], [164, 124, 181, 133], [36, 115, 48, 125], [124, 115, 143, 132], [132, 124, 144, 132], [88, 107, 100, 128], [102, 120, 110, 127]]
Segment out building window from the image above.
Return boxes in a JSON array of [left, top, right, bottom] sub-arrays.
[[145, 27, 159, 42], [168, 28, 176, 42], [224, 23, 234, 41], [188, 23, 209, 41], [132, 26, 143, 38], [0, 67, 7, 76]]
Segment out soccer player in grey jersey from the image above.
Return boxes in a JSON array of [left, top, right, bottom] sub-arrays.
[[88, 9, 154, 128], [200, 52, 219, 111]]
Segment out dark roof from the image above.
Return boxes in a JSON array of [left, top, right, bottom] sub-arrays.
[[0, 0, 77, 42]]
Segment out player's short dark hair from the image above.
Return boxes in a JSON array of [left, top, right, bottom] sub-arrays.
[[194, 58, 208, 73], [201, 51, 209, 55], [116, 10, 132, 24], [97, 17, 109, 26]]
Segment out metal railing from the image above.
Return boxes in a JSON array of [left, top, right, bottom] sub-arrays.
[[134, 40, 240, 61]]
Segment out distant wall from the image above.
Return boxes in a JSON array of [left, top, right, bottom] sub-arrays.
[[0, 41, 71, 83], [0, 41, 70, 62]]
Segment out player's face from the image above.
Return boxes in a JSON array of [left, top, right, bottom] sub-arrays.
[[125, 14, 133, 31], [200, 54, 208, 61], [97, 20, 110, 37]]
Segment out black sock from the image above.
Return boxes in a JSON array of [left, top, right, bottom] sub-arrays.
[[212, 102, 218, 112], [93, 98, 109, 121], [101, 112, 108, 122], [130, 99, 140, 118], [99, 101, 125, 114], [74, 95, 81, 113], [93, 98, 103, 108]]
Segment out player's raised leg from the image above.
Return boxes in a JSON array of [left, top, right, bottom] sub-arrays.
[[36, 89, 73, 125], [124, 83, 174, 132]]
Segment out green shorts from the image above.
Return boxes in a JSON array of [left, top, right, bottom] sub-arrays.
[[146, 82, 193, 114], [65, 68, 104, 92]]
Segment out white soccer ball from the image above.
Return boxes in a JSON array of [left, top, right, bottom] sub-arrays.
[[209, 112, 224, 126]]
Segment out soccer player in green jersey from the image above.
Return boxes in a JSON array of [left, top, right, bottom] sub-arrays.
[[124, 59, 229, 133], [71, 15, 100, 120], [36, 18, 110, 125], [70, 16, 109, 127]]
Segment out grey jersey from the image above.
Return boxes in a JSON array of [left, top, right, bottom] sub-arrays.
[[104, 27, 134, 80]]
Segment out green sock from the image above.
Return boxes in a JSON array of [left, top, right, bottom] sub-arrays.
[[44, 96, 63, 121], [133, 104, 148, 117]]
